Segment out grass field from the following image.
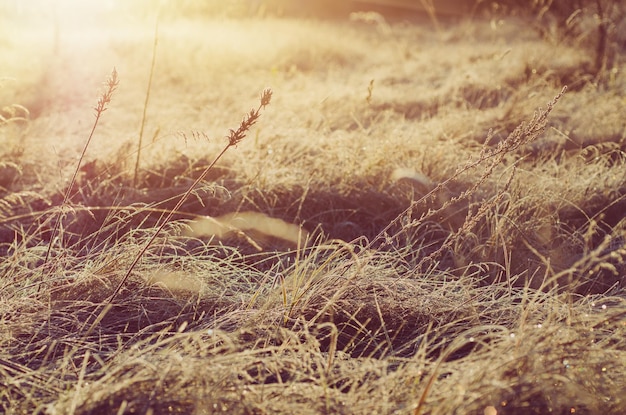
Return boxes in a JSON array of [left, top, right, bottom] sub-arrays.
[[1, 1, 625, 414]]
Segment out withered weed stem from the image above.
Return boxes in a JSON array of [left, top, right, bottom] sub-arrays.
[[42, 68, 119, 269], [84, 88, 273, 336], [133, 17, 159, 187], [371, 87, 566, 256]]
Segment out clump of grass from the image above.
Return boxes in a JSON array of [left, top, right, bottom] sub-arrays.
[[372, 88, 565, 268]]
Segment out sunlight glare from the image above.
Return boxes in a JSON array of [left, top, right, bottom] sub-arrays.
[[8, 0, 119, 47], [13, 0, 115, 28]]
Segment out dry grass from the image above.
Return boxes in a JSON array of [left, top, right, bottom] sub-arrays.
[[1, 1, 625, 414]]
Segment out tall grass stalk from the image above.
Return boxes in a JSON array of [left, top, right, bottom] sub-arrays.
[[133, 17, 160, 187], [85, 88, 273, 336], [43, 68, 119, 267]]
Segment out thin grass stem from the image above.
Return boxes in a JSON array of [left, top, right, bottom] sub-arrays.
[[84, 88, 272, 336], [133, 16, 160, 187], [43, 68, 119, 268]]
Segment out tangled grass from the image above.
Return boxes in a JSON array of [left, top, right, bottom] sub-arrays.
[[1, 2, 625, 414]]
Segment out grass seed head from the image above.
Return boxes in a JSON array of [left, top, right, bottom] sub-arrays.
[[94, 67, 119, 116], [227, 88, 272, 146], [260, 88, 272, 108]]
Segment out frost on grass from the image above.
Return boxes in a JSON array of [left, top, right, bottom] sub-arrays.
[[1, 3, 626, 415]]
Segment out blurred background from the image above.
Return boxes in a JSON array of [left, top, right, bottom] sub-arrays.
[[0, 0, 490, 21]]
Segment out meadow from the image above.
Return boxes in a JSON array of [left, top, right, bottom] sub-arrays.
[[1, 1, 625, 414]]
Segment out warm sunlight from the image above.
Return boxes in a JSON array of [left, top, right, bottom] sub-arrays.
[[2, 0, 625, 413], [5, 0, 121, 48], [11, 0, 115, 28]]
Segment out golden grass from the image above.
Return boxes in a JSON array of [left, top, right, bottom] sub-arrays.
[[1, 2, 625, 414]]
